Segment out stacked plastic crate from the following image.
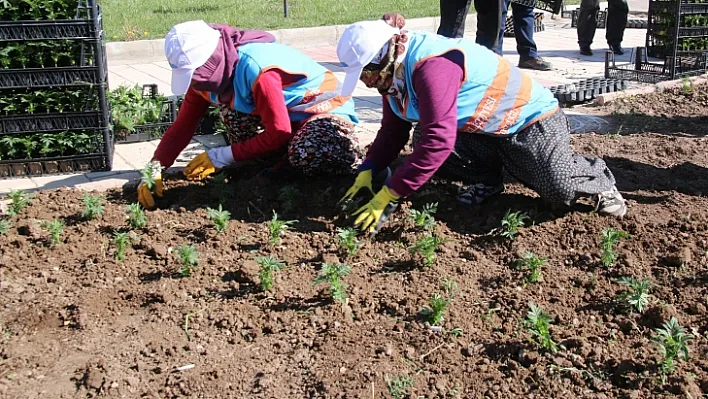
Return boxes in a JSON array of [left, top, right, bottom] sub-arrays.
[[0, 0, 113, 178], [647, 0, 708, 58], [606, 0, 707, 83]]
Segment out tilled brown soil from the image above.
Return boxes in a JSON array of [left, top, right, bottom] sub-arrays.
[[1, 90, 707, 398]]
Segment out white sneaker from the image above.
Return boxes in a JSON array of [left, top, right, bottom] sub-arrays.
[[593, 187, 627, 217]]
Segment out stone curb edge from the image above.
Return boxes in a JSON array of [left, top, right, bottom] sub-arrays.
[[106, 15, 472, 64], [593, 74, 708, 105]]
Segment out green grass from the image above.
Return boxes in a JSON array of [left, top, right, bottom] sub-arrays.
[[100, 0, 454, 41]]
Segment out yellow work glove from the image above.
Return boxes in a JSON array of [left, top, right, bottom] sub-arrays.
[[184, 146, 234, 181], [137, 160, 163, 209], [352, 185, 400, 236], [339, 169, 374, 204]]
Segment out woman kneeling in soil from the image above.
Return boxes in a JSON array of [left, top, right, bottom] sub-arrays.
[[138, 20, 362, 209], [338, 15, 627, 235]]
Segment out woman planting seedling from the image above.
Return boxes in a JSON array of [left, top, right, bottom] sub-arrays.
[[138, 20, 364, 209], [337, 15, 627, 236]]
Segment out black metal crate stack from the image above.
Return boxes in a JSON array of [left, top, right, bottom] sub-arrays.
[[510, 0, 564, 15], [605, 46, 707, 83], [646, 0, 708, 59], [0, 0, 112, 178], [504, 12, 545, 37]]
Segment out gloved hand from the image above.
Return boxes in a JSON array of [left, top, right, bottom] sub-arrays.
[[352, 185, 400, 236], [184, 146, 234, 181], [339, 169, 374, 204], [137, 160, 163, 209]]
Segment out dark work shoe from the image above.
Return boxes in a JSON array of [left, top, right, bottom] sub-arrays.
[[518, 57, 553, 71], [609, 44, 624, 55], [579, 46, 593, 56], [456, 183, 505, 205]]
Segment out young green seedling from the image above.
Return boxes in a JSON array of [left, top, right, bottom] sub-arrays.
[[337, 227, 363, 258], [617, 276, 652, 313], [385, 375, 413, 399], [525, 303, 558, 353], [5, 189, 31, 216], [278, 186, 301, 213], [268, 211, 297, 246], [81, 193, 104, 220], [0, 219, 10, 235], [256, 255, 285, 292], [125, 203, 147, 229], [40, 219, 64, 247], [600, 228, 630, 267], [408, 233, 447, 266], [653, 317, 691, 384], [113, 231, 131, 262], [517, 252, 546, 284], [176, 245, 199, 277], [407, 202, 438, 230], [314, 262, 351, 304], [500, 209, 529, 240], [140, 162, 160, 190], [206, 204, 230, 233], [422, 278, 457, 326]]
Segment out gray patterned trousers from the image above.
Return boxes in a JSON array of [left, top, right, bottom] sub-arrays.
[[413, 109, 617, 206]]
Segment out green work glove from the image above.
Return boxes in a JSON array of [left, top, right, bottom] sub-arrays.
[[352, 185, 400, 237]]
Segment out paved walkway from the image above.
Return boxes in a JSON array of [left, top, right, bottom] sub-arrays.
[[1, 20, 648, 195]]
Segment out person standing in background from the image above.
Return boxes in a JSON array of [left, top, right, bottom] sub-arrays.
[[437, 0, 503, 49], [438, 0, 551, 70], [497, 0, 553, 70], [577, 0, 629, 55]]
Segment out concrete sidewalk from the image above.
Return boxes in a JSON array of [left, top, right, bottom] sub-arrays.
[[1, 18, 650, 195]]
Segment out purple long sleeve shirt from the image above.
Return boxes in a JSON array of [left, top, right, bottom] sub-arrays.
[[364, 54, 464, 198]]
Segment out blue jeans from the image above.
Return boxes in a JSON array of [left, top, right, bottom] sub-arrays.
[[496, 0, 538, 59]]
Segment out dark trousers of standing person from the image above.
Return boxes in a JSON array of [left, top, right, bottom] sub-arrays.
[[437, 0, 503, 50], [496, 0, 537, 59], [577, 0, 628, 51]]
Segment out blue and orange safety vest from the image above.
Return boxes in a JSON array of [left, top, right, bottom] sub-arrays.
[[196, 42, 359, 126], [386, 31, 558, 135]]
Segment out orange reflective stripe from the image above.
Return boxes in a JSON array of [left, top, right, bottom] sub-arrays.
[[461, 59, 510, 133], [302, 95, 350, 114], [497, 73, 533, 135]]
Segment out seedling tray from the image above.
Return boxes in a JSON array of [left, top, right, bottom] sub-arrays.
[[0, 111, 108, 134], [571, 9, 608, 28], [0, 152, 110, 178], [0, 18, 101, 41], [547, 77, 628, 104]]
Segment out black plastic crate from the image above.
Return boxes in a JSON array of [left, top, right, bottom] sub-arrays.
[[0, 152, 111, 178], [112, 84, 177, 143], [0, 18, 102, 41], [605, 47, 707, 83], [0, 127, 113, 178], [0, 110, 109, 134], [173, 96, 223, 136], [504, 12, 545, 37], [647, 0, 708, 58], [510, 0, 563, 14], [0, 0, 100, 23]]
